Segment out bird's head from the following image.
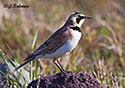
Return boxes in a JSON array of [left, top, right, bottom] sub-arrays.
[[65, 11, 91, 28]]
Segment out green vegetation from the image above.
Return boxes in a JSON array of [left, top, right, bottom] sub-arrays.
[[0, 0, 125, 87]]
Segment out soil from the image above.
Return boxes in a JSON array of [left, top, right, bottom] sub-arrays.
[[27, 71, 104, 88]]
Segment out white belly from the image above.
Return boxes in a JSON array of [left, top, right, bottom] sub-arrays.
[[36, 30, 81, 59], [67, 29, 81, 52]]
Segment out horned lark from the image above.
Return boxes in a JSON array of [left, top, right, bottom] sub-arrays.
[[15, 11, 91, 72]]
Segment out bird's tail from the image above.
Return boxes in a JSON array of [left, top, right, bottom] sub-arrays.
[[14, 54, 35, 72]]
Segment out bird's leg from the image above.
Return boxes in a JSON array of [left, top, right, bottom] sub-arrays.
[[56, 59, 65, 72], [53, 59, 64, 72]]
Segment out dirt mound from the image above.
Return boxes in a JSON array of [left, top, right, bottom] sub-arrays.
[[27, 71, 104, 88]]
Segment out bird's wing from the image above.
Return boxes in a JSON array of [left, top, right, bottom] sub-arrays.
[[14, 27, 71, 71], [35, 29, 67, 55], [25, 27, 68, 61]]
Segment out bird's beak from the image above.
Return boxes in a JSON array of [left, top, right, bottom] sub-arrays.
[[85, 16, 91, 19]]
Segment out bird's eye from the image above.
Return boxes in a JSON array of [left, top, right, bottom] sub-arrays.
[[78, 15, 85, 19], [76, 17, 81, 24], [76, 15, 84, 24]]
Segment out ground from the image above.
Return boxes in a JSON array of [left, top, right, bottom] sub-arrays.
[[28, 71, 104, 88]]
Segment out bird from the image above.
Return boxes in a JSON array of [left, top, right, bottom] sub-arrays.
[[14, 11, 91, 72]]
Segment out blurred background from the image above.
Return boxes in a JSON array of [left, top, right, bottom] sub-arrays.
[[0, 0, 125, 87]]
